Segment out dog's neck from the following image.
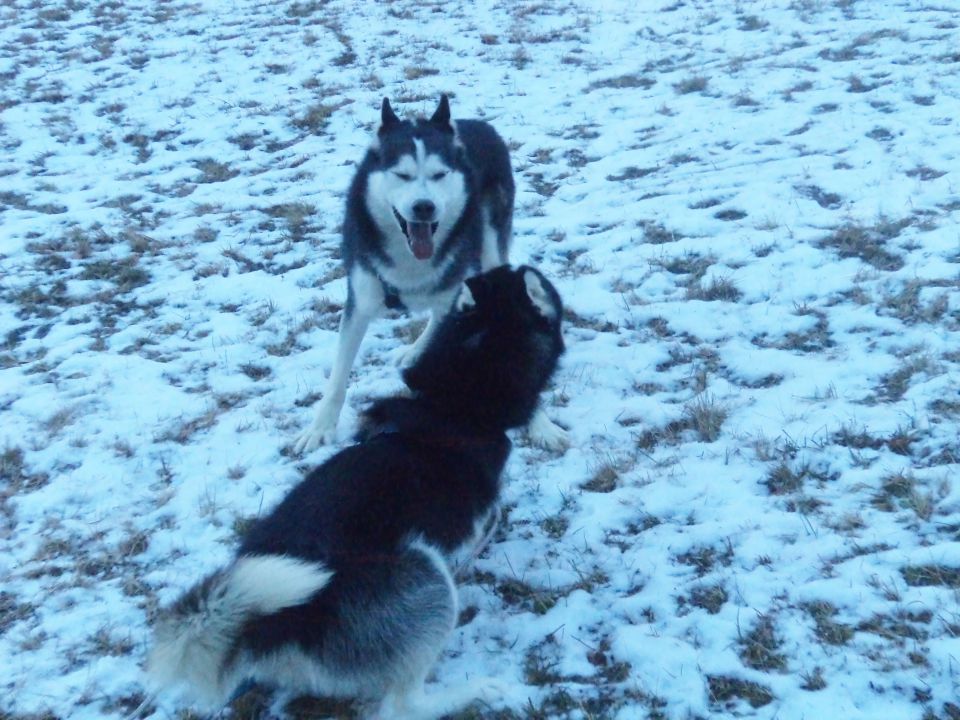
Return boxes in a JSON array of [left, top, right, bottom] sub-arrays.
[[356, 396, 510, 448]]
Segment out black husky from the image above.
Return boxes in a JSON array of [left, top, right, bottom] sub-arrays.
[[148, 265, 565, 720]]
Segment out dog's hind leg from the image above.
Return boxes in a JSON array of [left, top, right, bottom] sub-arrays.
[[294, 270, 383, 453], [369, 541, 507, 720]]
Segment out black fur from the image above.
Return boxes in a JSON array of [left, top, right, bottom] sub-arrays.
[[231, 265, 563, 693]]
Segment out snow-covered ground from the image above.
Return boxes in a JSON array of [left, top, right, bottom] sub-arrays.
[[2, 1, 960, 718]]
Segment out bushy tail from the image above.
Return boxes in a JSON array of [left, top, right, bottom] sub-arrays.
[[146, 554, 333, 707]]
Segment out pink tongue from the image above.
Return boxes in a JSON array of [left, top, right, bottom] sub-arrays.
[[409, 222, 434, 260]]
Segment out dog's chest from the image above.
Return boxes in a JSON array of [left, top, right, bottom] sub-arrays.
[[374, 247, 462, 312]]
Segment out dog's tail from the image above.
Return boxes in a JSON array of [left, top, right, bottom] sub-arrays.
[[146, 554, 333, 707]]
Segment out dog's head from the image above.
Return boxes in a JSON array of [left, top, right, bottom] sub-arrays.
[[402, 265, 565, 430], [366, 95, 468, 261]]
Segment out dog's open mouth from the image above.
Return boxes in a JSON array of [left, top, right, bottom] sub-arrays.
[[393, 208, 438, 261]]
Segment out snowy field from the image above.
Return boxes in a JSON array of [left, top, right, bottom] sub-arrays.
[[2, 0, 960, 718]]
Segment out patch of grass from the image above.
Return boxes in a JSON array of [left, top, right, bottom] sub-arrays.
[[587, 73, 655, 91], [292, 99, 349, 134], [540, 514, 569, 538], [673, 75, 709, 94], [707, 675, 774, 708], [857, 608, 932, 641], [688, 583, 728, 614], [800, 666, 827, 691], [1, 446, 50, 495], [261, 202, 317, 242], [819, 219, 910, 271], [689, 197, 722, 209], [795, 184, 842, 209], [606, 165, 658, 182], [523, 637, 563, 685], [763, 462, 804, 495], [638, 220, 683, 244], [88, 625, 135, 656], [906, 165, 946, 181], [79, 256, 151, 292], [0, 591, 36, 633], [833, 422, 885, 450], [676, 541, 733, 577], [714, 208, 748, 221], [582, 463, 619, 493], [682, 394, 728, 442], [193, 158, 238, 184], [737, 14, 769, 31], [403, 65, 439, 80], [871, 471, 920, 512], [738, 614, 787, 671], [901, 564, 960, 589], [685, 275, 742, 302], [803, 601, 854, 646], [881, 279, 951, 325], [877, 353, 939, 401], [495, 577, 561, 615]]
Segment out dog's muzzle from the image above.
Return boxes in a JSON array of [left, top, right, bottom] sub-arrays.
[[393, 208, 438, 260]]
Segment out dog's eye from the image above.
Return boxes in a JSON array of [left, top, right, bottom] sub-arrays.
[[430, 171, 447, 181], [394, 172, 413, 181]]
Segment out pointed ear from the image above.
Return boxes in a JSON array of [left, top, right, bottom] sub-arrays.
[[454, 283, 476, 312], [429, 94, 453, 133], [523, 269, 558, 320], [379, 98, 400, 136]]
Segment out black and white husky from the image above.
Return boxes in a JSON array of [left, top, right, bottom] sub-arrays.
[[148, 265, 565, 719], [293, 95, 567, 453]]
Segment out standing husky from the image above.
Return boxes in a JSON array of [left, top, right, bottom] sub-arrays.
[[294, 95, 567, 453], [148, 265, 565, 720]]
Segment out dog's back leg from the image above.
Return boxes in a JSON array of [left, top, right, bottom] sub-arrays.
[[295, 269, 384, 453], [369, 541, 506, 720]]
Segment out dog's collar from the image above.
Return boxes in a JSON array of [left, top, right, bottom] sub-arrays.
[[365, 424, 505, 450]]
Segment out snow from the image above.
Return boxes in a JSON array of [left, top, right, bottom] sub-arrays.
[[2, 0, 960, 718]]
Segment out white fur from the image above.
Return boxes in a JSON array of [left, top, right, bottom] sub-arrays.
[[147, 555, 332, 707], [445, 507, 498, 577], [454, 283, 476, 312], [365, 141, 467, 280], [480, 204, 506, 270], [294, 267, 383, 452], [523, 270, 557, 320]]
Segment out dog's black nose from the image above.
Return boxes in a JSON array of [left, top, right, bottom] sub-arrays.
[[412, 200, 436, 221]]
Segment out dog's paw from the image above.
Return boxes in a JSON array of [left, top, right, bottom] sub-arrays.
[[394, 342, 426, 370], [526, 409, 569, 452], [293, 403, 341, 453], [293, 425, 335, 454]]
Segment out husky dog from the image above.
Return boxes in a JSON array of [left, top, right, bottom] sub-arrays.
[[148, 265, 565, 719], [293, 95, 567, 453]]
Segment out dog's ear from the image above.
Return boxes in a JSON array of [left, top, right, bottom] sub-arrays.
[[454, 283, 476, 312], [379, 98, 401, 136], [523, 269, 558, 320], [429, 94, 453, 133]]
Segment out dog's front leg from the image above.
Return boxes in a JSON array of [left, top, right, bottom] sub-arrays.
[[397, 310, 439, 369], [294, 272, 383, 453]]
